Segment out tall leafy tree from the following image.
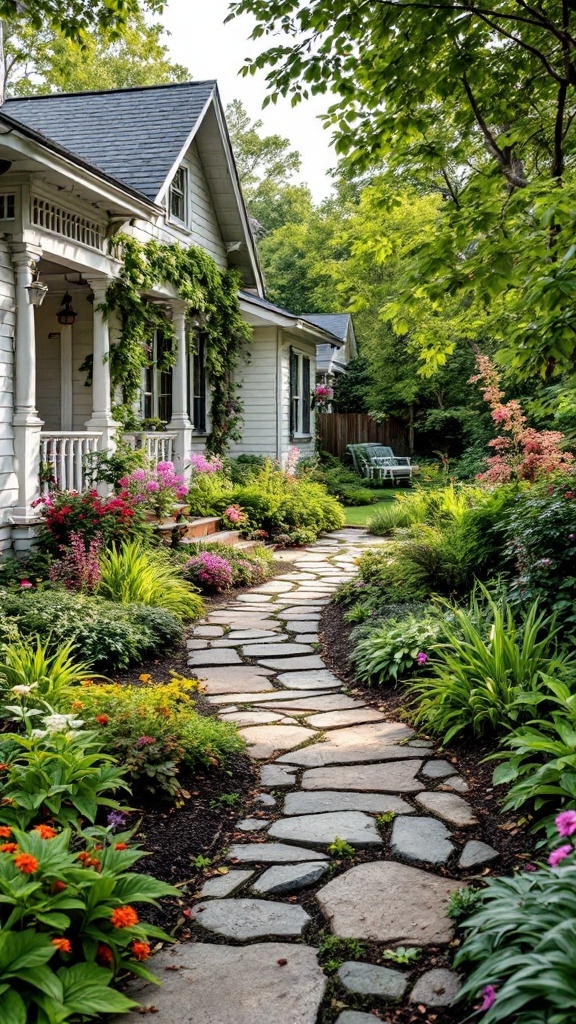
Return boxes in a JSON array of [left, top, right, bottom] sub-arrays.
[[226, 99, 313, 233], [4, 15, 189, 95], [228, 0, 576, 383]]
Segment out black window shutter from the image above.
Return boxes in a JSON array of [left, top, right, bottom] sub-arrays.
[[302, 356, 311, 433], [289, 348, 299, 434]]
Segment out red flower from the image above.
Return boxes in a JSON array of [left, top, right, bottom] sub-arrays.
[[115, 842, 128, 851], [97, 943, 114, 967], [14, 853, 39, 874], [95, 714, 109, 725], [51, 937, 72, 953], [0, 843, 17, 853], [53, 881, 67, 893]]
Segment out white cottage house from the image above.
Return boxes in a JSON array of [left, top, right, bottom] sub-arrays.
[[0, 81, 345, 553]]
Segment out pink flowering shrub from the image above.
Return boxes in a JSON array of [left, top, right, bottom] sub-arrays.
[[311, 383, 334, 412], [118, 461, 188, 517], [48, 531, 101, 592], [188, 453, 224, 475], [222, 504, 248, 529], [183, 552, 233, 592], [471, 354, 574, 483]]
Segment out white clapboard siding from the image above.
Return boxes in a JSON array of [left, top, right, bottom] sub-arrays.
[[228, 328, 279, 457], [279, 331, 317, 460]]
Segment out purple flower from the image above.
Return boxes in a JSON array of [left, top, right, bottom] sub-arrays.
[[136, 735, 156, 748], [556, 810, 576, 837], [523, 863, 538, 872], [131, 469, 146, 482], [548, 844, 573, 867], [146, 480, 160, 492], [416, 651, 428, 665], [480, 986, 497, 1011], [569, 534, 576, 541], [107, 811, 127, 829]]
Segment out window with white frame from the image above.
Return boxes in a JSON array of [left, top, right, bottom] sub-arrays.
[[168, 166, 188, 225], [188, 331, 208, 433], [289, 348, 312, 436], [142, 330, 173, 424]]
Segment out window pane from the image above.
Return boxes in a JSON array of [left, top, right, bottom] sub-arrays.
[[193, 335, 207, 432], [169, 167, 187, 221], [289, 349, 299, 434]]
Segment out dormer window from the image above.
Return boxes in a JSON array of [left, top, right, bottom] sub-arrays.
[[169, 166, 188, 225]]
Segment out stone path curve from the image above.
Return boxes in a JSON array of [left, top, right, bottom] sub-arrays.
[[123, 529, 499, 1024]]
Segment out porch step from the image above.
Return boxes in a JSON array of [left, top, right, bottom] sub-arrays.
[[182, 516, 222, 539], [181, 530, 243, 548]]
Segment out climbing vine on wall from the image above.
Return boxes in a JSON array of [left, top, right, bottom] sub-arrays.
[[103, 235, 251, 453]]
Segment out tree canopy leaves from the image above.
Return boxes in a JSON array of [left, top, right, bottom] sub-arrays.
[[0, 0, 164, 40]]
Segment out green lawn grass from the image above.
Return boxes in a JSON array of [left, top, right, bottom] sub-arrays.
[[344, 490, 397, 527]]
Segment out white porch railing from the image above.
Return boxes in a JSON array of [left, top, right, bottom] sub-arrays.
[[124, 432, 177, 464], [40, 432, 102, 494]]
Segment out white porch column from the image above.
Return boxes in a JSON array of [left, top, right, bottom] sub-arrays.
[[85, 277, 118, 452], [11, 244, 44, 523], [168, 299, 192, 472]]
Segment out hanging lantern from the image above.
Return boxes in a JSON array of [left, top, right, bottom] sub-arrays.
[[25, 278, 48, 306], [56, 292, 77, 325]]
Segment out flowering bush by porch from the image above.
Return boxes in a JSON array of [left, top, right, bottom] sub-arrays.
[[34, 490, 151, 554], [118, 461, 188, 517]]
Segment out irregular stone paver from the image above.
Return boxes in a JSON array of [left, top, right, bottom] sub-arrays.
[[200, 870, 254, 898], [277, 606, 323, 617], [440, 775, 469, 793], [316, 861, 462, 943], [409, 968, 461, 1006], [213, 635, 290, 648], [415, 791, 478, 826], [237, 818, 268, 832], [195, 666, 273, 695], [259, 655, 327, 671], [192, 898, 310, 940], [228, 843, 328, 863], [276, 669, 342, 689], [236, 594, 274, 603], [252, 862, 328, 895], [251, 581, 296, 593], [421, 759, 457, 779], [193, 625, 225, 638], [391, 816, 454, 865], [306, 708, 384, 729], [261, 694, 367, 712], [459, 840, 499, 869], [260, 764, 297, 787], [302, 761, 424, 792], [255, 793, 276, 806], [335, 1013, 382, 1024], [226, 629, 281, 640], [239, 724, 314, 759], [243, 642, 314, 657], [284, 790, 414, 816], [269, 811, 383, 848], [208, 690, 322, 705], [188, 648, 242, 667], [294, 633, 320, 644], [122, 943, 326, 1024], [219, 710, 286, 726], [338, 961, 408, 1000], [278, 722, 422, 767]]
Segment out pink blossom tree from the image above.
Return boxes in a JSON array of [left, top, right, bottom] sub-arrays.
[[470, 354, 574, 484]]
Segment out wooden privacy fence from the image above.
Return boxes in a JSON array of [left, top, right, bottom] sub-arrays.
[[317, 413, 410, 460]]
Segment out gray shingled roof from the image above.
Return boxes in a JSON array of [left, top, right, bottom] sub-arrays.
[[4, 81, 216, 202], [240, 291, 343, 341], [302, 313, 351, 342]]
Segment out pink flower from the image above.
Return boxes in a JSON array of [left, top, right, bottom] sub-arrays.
[[548, 844, 573, 867], [480, 986, 497, 1011], [416, 652, 428, 665], [556, 811, 576, 837], [20, 580, 33, 589], [146, 480, 160, 492], [523, 863, 538, 872], [131, 469, 146, 482], [135, 736, 156, 748]]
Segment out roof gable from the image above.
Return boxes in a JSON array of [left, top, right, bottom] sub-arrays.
[[302, 313, 352, 343], [4, 81, 215, 202]]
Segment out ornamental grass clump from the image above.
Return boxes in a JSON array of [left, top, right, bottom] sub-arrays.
[[183, 552, 234, 592], [98, 542, 204, 621]]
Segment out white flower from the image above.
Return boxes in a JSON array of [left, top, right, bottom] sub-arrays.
[[11, 683, 39, 696], [42, 713, 84, 733]]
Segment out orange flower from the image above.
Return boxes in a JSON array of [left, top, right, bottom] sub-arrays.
[[0, 764, 9, 772], [34, 824, 57, 839], [71, 700, 84, 710], [77, 851, 92, 863], [0, 843, 17, 853], [115, 842, 128, 851], [53, 881, 67, 893], [110, 905, 139, 929], [131, 941, 151, 962], [96, 714, 109, 725], [14, 853, 39, 874], [0, 827, 11, 838], [97, 943, 114, 967], [51, 938, 72, 954]]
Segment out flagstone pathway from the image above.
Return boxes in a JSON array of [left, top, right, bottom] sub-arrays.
[[123, 529, 498, 1024]]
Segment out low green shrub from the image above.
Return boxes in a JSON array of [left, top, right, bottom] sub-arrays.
[[492, 679, 576, 825], [0, 551, 53, 589], [455, 823, 576, 1023], [410, 589, 575, 741], [350, 612, 446, 686], [63, 675, 245, 802], [335, 548, 428, 622], [98, 543, 204, 621], [0, 702, 130, 831], [367, 503, 413, 535], [0, 824, 176, 1022], [0, 590, 183, 671]]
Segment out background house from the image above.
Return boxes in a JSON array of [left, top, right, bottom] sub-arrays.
[[0, 81, 342, 552]]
